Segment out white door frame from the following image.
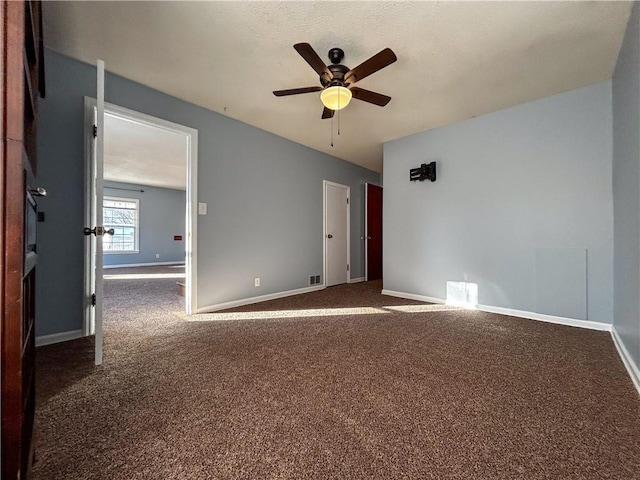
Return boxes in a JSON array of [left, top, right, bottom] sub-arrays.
[[83, 98, 199, 336], [323, 180, 350, 286]]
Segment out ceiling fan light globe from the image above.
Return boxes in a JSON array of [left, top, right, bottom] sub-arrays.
[[320, 86, 352, 111]]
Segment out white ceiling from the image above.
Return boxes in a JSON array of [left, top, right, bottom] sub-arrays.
[[44, 1, 632, 173], [104, 113, 187, 190]]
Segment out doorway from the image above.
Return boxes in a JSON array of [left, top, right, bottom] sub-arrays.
[[323, 181, 350, 286], [83, 100, 198, 340]]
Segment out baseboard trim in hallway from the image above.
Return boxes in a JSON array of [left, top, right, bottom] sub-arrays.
[[36, 329, 84, 347], [197, 285, 326, 313], [104, 261, 185, 269]]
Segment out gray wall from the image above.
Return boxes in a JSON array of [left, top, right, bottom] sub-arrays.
[[613, 3, 640, 368], [103, 181, 185, 266], [383, 81, 613, 323], [36, 50, 379, 336]]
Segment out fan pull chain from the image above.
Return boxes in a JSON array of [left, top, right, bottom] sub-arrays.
[[337, 92, 341, 136], [331, 115, 334, 147]]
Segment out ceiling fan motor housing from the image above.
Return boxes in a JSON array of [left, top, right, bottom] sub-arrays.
[[321, 64, 349, 87]]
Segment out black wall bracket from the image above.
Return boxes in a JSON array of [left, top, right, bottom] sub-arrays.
[[410, 161, 436, 182]]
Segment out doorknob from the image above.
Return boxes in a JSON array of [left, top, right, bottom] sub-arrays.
[[29, 187, 47, 197], [83, 226, 115, 236], [327, 234, 333, 239], [367, 236, 372, 240]]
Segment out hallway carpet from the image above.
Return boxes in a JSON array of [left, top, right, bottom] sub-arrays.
[[32, 266, 640, 479]]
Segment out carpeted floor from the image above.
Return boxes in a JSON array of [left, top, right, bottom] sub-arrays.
[[32, 266, 640, 479]]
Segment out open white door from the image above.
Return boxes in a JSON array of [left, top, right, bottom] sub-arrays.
[[83, 60, 106, 366]]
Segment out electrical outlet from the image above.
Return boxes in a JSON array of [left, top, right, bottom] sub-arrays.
[[155, 254, 160, 259], [254, 277, 261, 287]]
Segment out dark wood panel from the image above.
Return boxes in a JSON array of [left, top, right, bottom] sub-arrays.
[[1, 140, 27, 480], [2, 1, 44, 478], [366, 184, 383, 281], [5, 2, 25, 142], [1, 3, 27, 474]]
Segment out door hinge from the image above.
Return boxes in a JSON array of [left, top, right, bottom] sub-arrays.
[[91, 293, 96, 307], [347, 198, 349, 204], [93, 125, 97, 138], [347, 264, 350, 271]]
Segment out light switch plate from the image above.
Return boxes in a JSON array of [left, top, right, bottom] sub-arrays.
[[198, 202, 207, 215]]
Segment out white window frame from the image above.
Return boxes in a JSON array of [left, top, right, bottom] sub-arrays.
[[103, 196, 140, 254]]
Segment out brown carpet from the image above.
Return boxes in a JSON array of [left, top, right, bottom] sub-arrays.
[[32, 266, 640, 479]]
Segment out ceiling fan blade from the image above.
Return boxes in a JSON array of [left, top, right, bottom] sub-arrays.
[[350, 87, 391, 107], [273, 86, 323, 97], [294, 43, 333, 79], [344, 48, 397, 84], [322, 107, 335, 119]]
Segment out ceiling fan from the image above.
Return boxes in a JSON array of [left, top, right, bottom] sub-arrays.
[[273, 43, 397, 119]]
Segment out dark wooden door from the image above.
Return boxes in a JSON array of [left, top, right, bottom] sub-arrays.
[[366, 184, 383, 281], [1, 1, 45, 478]]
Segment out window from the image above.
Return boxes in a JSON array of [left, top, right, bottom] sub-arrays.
[[103, 197, 139, 253]]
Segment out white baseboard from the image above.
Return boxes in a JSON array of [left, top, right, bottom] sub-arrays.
[[380, 289, 610, 331], [478, 304, 611, 331], [611, 327, 640, 396], [197, 285, 326, 314], [349, 277, 365, 283], [382, 289, 445, 305], [104, 261, 185, 269], [36, 329, 84, 347]]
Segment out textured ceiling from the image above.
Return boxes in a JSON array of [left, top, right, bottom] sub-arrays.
[[104, 113, 187, 190], [44, 1, 632, 173]]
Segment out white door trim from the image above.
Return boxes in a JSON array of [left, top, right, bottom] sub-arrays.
[[323, 180, 350, 286], [83, 98, 199, 335]]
